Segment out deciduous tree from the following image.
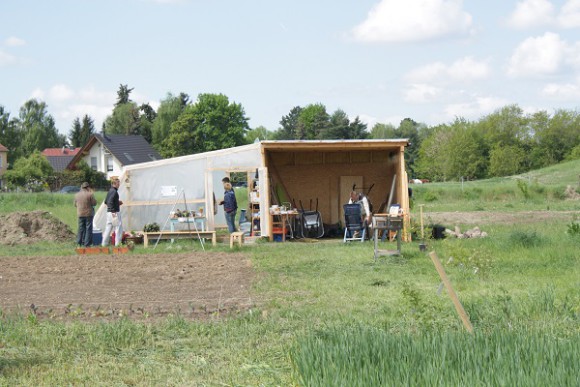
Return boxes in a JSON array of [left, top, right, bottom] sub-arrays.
[[160, 93, 249, 157], [151, 93, 189, 148], [17, 99, 66, 157]]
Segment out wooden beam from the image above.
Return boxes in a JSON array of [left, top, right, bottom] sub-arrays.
[[429, 251, 474, 333]]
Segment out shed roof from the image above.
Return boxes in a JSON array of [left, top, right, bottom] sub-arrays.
[[260, 139, 409, 152], [0, 143, 8, 152]]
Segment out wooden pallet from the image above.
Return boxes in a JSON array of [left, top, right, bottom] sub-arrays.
[[76, 247, 111, 255]]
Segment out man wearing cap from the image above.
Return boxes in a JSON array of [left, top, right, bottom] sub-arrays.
[[74, 182, 97, 247]]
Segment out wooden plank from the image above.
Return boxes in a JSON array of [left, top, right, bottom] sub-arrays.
[[429, 251, 474, 333], [143, 231, 217, 247], [122, 198, 205, 207]]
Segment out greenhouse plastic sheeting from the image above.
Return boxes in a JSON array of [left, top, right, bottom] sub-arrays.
[[93, 143, 264, 234]]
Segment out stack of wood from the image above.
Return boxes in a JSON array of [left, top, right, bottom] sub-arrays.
[[445, 226, 488, 239]]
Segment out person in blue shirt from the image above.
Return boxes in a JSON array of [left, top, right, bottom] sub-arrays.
[[219, 181, 238, 233]]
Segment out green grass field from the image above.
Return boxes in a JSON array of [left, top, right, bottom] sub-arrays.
[[1, 160, 579, 385]]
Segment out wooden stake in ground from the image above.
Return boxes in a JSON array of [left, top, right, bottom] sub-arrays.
[[429, 251, 474, 333], [419, 204, 425, 240]]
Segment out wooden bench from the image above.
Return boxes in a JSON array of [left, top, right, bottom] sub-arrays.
[[143, 231, 217, 247], [229, 231, 244, 248]]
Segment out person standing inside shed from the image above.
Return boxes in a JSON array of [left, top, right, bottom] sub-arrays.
[[102, 178, 123, 247], [74, 182, 97, 247], [219, 181, 238, 233]]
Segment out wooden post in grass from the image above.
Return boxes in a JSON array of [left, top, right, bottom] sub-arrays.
[[429, 251, 474, 333]]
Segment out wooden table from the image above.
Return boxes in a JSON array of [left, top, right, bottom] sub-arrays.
[[269, 211, 299, 242], [372, 213, 403, 259]]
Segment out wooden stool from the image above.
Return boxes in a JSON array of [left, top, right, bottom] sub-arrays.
[[230, 231, 244, 248]]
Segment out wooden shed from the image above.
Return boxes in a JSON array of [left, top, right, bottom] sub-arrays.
[[259, 140, 411, 240]]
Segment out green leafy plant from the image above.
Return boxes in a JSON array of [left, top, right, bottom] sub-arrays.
[[517, 179, 530, 200], [508, 230, 543, 248], [566, 215, 580, 237], [143, 222, 160, 232]]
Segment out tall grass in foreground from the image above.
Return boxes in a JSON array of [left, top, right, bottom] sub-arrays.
[[291, 326, 580, 386]]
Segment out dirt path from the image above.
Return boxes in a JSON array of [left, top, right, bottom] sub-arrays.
[[424, 210, 578, 226]]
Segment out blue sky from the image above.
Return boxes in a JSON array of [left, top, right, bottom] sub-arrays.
[[2, 0, 580, 137]]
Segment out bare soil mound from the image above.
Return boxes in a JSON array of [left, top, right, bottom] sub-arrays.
[[0, 211, 75, 245], [0, 252, 256, 321]]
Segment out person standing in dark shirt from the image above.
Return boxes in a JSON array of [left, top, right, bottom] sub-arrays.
[[102, 178, 123, 246], [219, 181, 237, 233]]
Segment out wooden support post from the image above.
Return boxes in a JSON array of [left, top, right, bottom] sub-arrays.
[[419, 204, 424, 240], [429, 251, 474, 333]]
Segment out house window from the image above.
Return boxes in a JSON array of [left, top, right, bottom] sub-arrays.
[[124, 153, 134, 162], [106, 156, 114, 172], [91, 157, 97, 170]]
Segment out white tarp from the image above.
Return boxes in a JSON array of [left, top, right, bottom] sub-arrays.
[[94, 142, 265, 234]]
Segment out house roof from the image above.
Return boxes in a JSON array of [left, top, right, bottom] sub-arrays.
[[68, 133, 162, 170], [41, 147, 80, 157], [46, 155, 77, 172], [0, 143, 8, 152], [40, 147, 81, 172]]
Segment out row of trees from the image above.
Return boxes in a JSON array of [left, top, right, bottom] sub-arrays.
[[2, 84, 580, 186], [415, 106, 580, 180]]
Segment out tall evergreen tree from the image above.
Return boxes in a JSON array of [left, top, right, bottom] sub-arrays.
[[348, 116, 368, 139], [274, 106, 302, 140], [115, 84, 134, 106], [80, 115, 95, 146], [69, 117, 83, 147]]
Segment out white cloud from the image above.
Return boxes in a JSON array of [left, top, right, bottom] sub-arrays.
[[30, 88, 45, 100], [26, 84, 161, 133], [357, 113, 403, 129], [27, 85, 117, 132], [404, 84, 441, 103], [507, 32, 567, 76], [4, 36, 26, 47], [0, 50, 17, 66], [507, 0, 580, 29], [506, 0, 555, 29], [406, 56, 491, 83], [542, 81, 580, 98], [351, 0, 473, 43], [49, 84, 75, 102], [558, 0, 580, 28], [443, 96, 508, 120]]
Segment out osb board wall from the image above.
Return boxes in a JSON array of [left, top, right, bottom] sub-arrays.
[[269, 150, 400, 224]]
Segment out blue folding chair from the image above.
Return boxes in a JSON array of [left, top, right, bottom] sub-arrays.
[[343, 203, 367, 242]]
